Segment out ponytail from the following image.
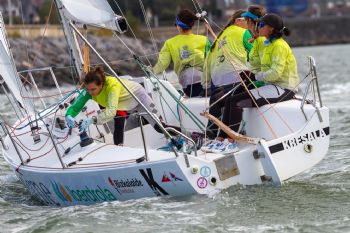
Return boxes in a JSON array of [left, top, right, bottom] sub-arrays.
[[270, 26, 291, 39], [211, 9, 245, 51], [282, 27, 291, 36]]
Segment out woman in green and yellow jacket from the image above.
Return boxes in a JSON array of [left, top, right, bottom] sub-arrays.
[[65, 67, 168, 145], [204, 9, 253, 139]]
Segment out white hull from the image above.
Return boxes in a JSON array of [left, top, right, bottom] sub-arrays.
[[2, 95, 329, 206]]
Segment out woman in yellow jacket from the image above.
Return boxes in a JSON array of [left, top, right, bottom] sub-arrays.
[[65, 67, 173, 145], [203, 9, 252, 139], [153, 9, 209, 97], [203, 13, 299, 154]]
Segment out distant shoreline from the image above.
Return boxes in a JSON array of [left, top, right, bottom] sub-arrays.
[[5, 16, 350, 47]]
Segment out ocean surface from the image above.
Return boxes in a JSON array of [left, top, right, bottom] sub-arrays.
[[1, 44, 350, 233]]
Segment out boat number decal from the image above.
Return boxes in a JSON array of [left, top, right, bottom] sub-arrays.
[[139, 168, 169, 196], [108, 177, 144, 195], [200, 166, 211, 177], [197, 177, 208, 189], [269, 127, 329, 154]]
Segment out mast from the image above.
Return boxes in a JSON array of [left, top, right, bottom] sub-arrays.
[[54, 0, 84, 79]]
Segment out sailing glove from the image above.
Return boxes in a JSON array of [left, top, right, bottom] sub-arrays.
[[78, 117, 93, 132], [65, 115, 77, 128]]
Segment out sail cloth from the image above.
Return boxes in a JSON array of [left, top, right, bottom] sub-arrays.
[[59, 0, 127, 33], [0, 13, 32, 112]]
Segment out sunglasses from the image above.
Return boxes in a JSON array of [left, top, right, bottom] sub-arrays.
[[258, 21, 266, 28]]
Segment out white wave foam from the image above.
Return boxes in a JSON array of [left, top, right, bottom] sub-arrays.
[[321, 82, 350, 96]]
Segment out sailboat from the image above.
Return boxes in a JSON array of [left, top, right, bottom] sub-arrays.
[[0, 0, 329, 206]]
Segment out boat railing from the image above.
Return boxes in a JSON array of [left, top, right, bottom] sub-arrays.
[[18, 67, 63, 109], [0, 116, 25, 164], [135, 112, 195, 168], [300, 56, 323, 122]]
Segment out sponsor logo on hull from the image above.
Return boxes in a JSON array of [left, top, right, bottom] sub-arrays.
[[139, 168, 169, 196], [20, 177, 58, 206], [51, 181, 117, 203], [161, 172, 184, 184], [108, 177, 144, 194]]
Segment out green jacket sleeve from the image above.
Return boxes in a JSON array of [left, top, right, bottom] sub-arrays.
[[65, 89, 91, 117], [96, 85, 121, 125], [243, 30, 253, 56], [204, 39, 211, 58], [263, 45, 287, 83], [153, 41, 172, 74]]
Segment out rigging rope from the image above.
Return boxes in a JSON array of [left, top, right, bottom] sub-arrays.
[[138, 0, 159, 53], [112, 0, 153, 65]]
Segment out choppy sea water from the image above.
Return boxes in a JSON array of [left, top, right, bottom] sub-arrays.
[[1, 44, 350, 233]]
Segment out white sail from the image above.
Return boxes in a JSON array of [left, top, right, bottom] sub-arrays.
[[0, 12, 31, 111], [60, 0, 127, 32]]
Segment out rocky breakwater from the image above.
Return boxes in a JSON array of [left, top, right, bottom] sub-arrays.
[[9, 36, 158, 87]]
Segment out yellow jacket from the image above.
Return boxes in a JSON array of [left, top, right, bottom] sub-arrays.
[[202, 25, 249, 87], [248, 36, 266, 73], [153, 34, 208, 78], [259, 38, 299, 90], [66, 76, 140, 124]]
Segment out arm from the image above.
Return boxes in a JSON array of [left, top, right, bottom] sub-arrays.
[[261, 45, 287, 83], [65, 89, 91, 117], [247, 42, 261, 73], [96, 86, 121, 125], [153, 41, 172, 74], [243, 30, 253, 55]]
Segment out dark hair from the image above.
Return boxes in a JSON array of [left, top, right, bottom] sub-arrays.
[[261, 13, 291, 39], [83, 66, 105, 86], [177, 9, 198, 30], [211, 9, 245, 51], [246, 5, 266, 22], [270, 28, 291, 39]]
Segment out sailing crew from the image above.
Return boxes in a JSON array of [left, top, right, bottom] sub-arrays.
[[203, 9, 252, 139], [202, 13, 299, 154], [152, 9, 209, 97], [65, 67, 171, 145]]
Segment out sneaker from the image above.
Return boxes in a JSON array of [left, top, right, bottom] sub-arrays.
[[211, 140, 229, 153], [201, 140, 220, 153], [222, 141, 240, 154]]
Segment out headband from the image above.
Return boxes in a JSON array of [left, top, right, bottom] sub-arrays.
[[175, 17, 191, 30], [241, 11, 260, 20]]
